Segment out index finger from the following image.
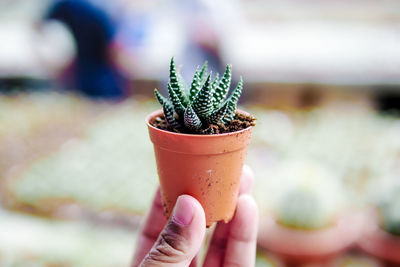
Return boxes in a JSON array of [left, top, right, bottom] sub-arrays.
[[239, 164, 255, 195], [203, 165, 255, 266]]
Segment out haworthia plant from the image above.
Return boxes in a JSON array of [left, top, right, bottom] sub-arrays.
[[154, 57, 243, 133]]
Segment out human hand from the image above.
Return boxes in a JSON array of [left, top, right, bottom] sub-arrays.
[[131, 165, 258, 267]]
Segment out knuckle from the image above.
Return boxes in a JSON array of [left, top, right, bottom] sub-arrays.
[[143, 221, 188, 264]]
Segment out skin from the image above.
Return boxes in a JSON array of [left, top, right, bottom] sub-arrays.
[[132, 165, 259, 267]]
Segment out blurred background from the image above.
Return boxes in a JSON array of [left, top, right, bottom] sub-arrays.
[[1, 0, 400, 266]]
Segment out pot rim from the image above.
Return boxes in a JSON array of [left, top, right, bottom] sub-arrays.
[[145, 109, 254, 138]]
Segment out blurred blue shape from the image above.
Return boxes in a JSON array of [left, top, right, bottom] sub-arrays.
[[45, 0, 127, 99]]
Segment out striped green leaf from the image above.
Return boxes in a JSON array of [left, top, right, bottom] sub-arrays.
[[189, 69, 202, 102], [168, 83, 185, 117], [169, 57, 188, 106], [222, 77, 243, 124], [193, 74, 214, 118], [184, 105, 202, 131], [213, 65, 231, 109], [206, 101, 229, 124]]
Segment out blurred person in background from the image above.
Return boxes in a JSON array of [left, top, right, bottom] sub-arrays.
[[43, 0, 128, 99], [173, 0, 237, 82], [40, 0, 243, 98], [177, 0, 223, 81]]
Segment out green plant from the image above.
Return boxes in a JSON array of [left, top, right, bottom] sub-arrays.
[[379, 187, 400, 236], [277, 189, 330, 230], [154, 57, 243, 133]]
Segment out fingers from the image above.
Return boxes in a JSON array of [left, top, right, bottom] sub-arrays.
[[134, 165, 256, 267], [139, 195, 206, 267], [203, 165, 255, 266], [132, 188, 167, 267], [202, 219, 230, 266], [239, 164, 255, 195], [223, 194, 258, 267], [189, 256, 198, 267]]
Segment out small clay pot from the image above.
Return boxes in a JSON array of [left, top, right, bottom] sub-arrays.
[[358, 209, 400, 265], [146, 109, 254, 226], [257, 211, 365, 265]]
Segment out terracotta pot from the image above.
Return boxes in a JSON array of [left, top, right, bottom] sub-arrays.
[[257, 211, 365, 265], [358, 209, 400, 265], [146, 109, 254, 226]]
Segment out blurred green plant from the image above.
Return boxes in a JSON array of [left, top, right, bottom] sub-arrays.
[[277, 188, 330, 230], [154, 57, 243, 133], [379, 187, 400, 236]]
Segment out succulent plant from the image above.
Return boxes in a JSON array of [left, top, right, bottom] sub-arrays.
[[154, 57, 243, 133], [277, 189, 329, 230]]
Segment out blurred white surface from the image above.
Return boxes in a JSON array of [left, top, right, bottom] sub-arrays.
[[228, 21, 400, 85], [0, 210, 134, 267], [0, 22, 75, 78], [0, 0, 399, 85]]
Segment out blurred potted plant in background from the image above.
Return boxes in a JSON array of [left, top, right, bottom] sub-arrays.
[[359, 182, 400, 265], [146, 58, 255, 226], [257, 160, 364, 265]]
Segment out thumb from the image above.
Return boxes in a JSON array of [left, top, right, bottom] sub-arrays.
[[139, 195, 206, 267]]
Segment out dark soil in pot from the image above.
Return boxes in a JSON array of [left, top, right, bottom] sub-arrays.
[[150, 111, 256, 134]]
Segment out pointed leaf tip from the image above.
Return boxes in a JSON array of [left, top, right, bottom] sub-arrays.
[[193, 73, 214, 117], [184, 104, 202, 131]]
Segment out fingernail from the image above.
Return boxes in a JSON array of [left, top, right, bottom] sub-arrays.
[[172, 195, 194, 226]]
